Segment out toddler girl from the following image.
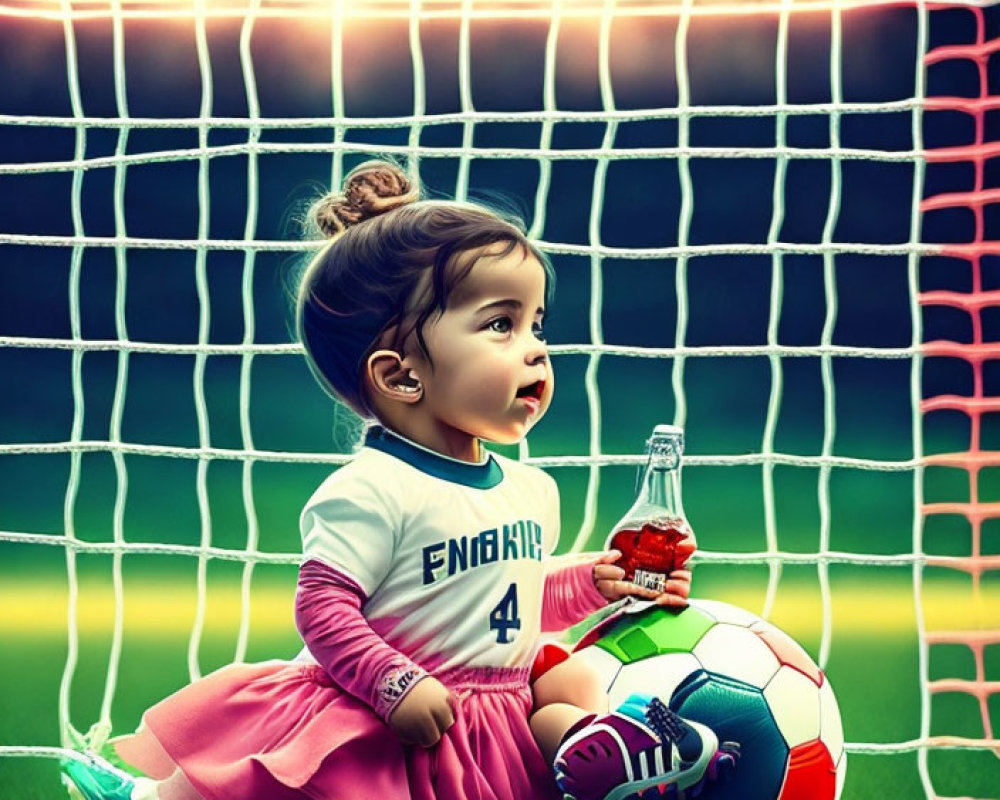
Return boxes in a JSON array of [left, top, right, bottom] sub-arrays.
[[63, 160, 726, 800]]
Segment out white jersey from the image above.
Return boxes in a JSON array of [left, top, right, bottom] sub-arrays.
[[297, 426, 560, 673]]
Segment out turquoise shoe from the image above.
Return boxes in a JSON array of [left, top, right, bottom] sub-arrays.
[[61, 753, 136, 800]]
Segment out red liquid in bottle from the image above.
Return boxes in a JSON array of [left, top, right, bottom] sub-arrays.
[[607, 517, 694, 591]]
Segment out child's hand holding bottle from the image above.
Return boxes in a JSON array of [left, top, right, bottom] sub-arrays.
[[599, 425, 697, 609], [388, 676, 457, 747], [592, 548, 693, 608]]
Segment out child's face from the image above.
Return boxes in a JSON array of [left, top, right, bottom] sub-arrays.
[[410, 244, 554, 445]]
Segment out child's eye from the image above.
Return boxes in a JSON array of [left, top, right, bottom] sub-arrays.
[[484, 315, 546, 341], [487, 316, 513, 334]]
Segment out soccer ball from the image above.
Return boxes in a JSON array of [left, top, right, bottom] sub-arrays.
[[571, 599, 846, 800]]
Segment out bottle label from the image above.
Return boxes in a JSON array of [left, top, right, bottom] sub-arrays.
[[633, 569, 667, 593]]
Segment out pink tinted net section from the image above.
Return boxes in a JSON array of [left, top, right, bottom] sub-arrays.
[[918, 2, 1000, 785]]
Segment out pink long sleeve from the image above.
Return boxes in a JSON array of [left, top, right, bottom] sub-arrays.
[[295, 558, 429, 722], [541, 558, 608, 632]]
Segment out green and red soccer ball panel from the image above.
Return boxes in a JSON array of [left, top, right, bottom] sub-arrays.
[[572, 599, 846, 800]]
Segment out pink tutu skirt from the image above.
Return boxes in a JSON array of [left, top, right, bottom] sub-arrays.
[[114, 661, 564, 800]]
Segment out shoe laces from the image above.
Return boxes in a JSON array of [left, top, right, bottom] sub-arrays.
[[644, 697, 684, 744]]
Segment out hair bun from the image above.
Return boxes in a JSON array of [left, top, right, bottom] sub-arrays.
[[310, 160, 420, 238]]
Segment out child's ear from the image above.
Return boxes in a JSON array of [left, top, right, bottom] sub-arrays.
[[366, 350, 422, 404]]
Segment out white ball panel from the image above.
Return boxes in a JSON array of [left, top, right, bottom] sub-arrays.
[[688, 600, 719, 623], [689, 599, 760, 628], [572, 644, 623, 693], [763, 665, 821, 747], [692, 624, 781, 689], [819, 676, 845, 762], [608, 652, 701, 709]]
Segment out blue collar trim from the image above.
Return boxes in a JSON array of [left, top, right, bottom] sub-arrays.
[[364, 426, 504, 489]]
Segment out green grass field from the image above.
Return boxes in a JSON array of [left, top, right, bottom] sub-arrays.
[[3, 561, 998, 799]]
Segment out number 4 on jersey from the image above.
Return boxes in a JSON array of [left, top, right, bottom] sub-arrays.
[[490, 583, 521, 644]]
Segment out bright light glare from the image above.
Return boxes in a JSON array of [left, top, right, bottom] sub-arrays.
[[0, 0, 929, 22]]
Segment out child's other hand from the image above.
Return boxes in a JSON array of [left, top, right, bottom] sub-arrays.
[[592, 550, 691, 609], [388, 676, 456, 748]]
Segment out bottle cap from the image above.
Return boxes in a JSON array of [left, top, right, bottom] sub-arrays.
[[652, 424, 683, 437]]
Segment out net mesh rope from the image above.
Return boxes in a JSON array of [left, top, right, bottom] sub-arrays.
[[0, 1, 997, 799]]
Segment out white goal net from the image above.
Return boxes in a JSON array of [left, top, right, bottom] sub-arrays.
[[0, 1, 997, 798]]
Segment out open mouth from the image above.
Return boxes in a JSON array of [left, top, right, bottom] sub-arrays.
[[516, 380, 545, 401]]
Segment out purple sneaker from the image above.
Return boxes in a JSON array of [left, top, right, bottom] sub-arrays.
[[553, 693, 739, 800]]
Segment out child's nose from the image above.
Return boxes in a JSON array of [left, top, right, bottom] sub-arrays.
[[524, 336, 548, 364]]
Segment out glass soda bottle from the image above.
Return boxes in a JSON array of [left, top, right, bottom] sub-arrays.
[[604, 424, 695, 593]]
